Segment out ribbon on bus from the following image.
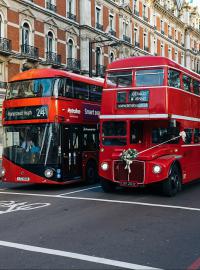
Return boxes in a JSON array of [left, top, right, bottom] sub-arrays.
[[120, 131, 186, 173]]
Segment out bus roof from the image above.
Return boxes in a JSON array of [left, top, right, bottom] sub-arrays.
[[10, 68, 105, 86], [107, 56, 200, 79]]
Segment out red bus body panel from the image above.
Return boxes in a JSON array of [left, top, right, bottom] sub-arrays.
[[99, 56, 200, 187], [2, 69, 103, 184]]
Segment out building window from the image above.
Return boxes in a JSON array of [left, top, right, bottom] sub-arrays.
[[161, 20, 164, 33], [109, 15, 114, 31], [161, 43, 164, 56], [96, 47, 101, 67], [68, 39, 73, 59], [110, 52, 114, 63], [47, 31, 54, 52], [22, 23, 30, 46], [96, 7, 101, 25]]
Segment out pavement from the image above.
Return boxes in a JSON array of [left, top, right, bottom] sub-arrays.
[[0, 180, 199, 269]]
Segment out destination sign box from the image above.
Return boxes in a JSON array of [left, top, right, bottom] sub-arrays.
[[5, 105, 48, 121], [117, 90, 149, 109]]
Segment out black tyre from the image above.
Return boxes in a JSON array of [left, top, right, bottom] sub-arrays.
[[85, 162, 98, 184], [162, 164, 182, 197], [101, 178, 116, 193]]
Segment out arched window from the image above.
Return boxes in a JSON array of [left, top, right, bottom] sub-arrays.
[[47, 31, 54, 53], [22, 23, 30, 46], [68, 39, 73, 59]]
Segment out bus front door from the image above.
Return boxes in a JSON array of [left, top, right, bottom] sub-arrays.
[[62, 125, 82, 180]]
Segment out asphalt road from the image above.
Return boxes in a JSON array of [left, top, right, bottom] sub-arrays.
[[0, 180, 200, 269]]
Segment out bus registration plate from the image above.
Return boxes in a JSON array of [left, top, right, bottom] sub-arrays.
[[16, 177, 30, 182], [120, 181, 137, 187]]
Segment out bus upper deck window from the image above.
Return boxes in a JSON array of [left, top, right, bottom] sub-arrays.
[[168, 69, 180, 88], [106, 71, 132, 88], [136, 69, 164, 87], [183, 75, 192, 92], [193, 80, 200, 95]]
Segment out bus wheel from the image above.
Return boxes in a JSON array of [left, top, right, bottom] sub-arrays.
[[101, 178, 116, 193], [162, 164, 182, 197], [85, 162, 98, 184]]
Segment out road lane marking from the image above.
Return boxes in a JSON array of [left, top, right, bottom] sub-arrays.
[[58, 185, 101, 196], [0, 191, 200, 212], [0, 240, 161, 270]]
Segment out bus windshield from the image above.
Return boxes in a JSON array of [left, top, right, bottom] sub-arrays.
[[102, 121, 127, 146], [136, 69, 164, 87], [3, 123, 60, 165], [106, 71, 132, 88], [6, 78, 57, 99]]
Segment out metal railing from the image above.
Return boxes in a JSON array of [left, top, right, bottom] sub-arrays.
[[21, 44, 39, 59], [0, 82, 7, 89], [67, 12, 76, 21], [67, 58, 81, 71], [143, 16, 148, 22], [134, 41, 140, 47], [0, 37, 12, 53], [96, 22, 103, 31], [46, 51, 61, 65], [46, 1, 56, 12], [123, 35, 131, 43], [96, 64, 106, 77], [109, 29, 116, 37]]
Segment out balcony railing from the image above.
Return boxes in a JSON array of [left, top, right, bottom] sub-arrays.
[[96, 64, 106, 77], [67, 12, 76, 21], [143, 16, 148, 22], [134, 42, 140, 47], [161, 30, 165, 35], [168, 35, 172, 39], [67, 58, 81, 71], [46, 1, 56, 12], [21, 44, 39, 60], [109, 29, 116, 37], [46, 51, 61, 66], [0, 37, 12, 54], [96, 22, 103, 31], [0, 81, 7, 89], [123, 35, 131, 43]]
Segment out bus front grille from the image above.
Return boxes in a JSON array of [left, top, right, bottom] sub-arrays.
[[113, 160, 145, 183]]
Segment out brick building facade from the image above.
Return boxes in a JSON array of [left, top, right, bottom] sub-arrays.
[[0, 0, 199, 102]]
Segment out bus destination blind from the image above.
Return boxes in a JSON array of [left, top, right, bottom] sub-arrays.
[[117, 90, 149, 109], [5, 105, 48, 121]]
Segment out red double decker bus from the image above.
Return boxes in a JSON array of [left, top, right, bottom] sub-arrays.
[[1, 69, 103, 184], [99, 56, 200, 196]]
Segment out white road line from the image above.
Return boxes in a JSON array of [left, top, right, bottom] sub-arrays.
[[0, 190, 200, 212], [0, 240, 161, 270], [58, 185, 101, 196]]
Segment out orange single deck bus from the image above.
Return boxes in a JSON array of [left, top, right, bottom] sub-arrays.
[[99, 56, 200, 196], [1, 69, 104, 184]]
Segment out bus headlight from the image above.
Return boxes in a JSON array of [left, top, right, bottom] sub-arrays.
[[153, 165, 162, 174], [101, 162, 109, 171], [44, 168, 54, 178], [0, 167, 6, 177]]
